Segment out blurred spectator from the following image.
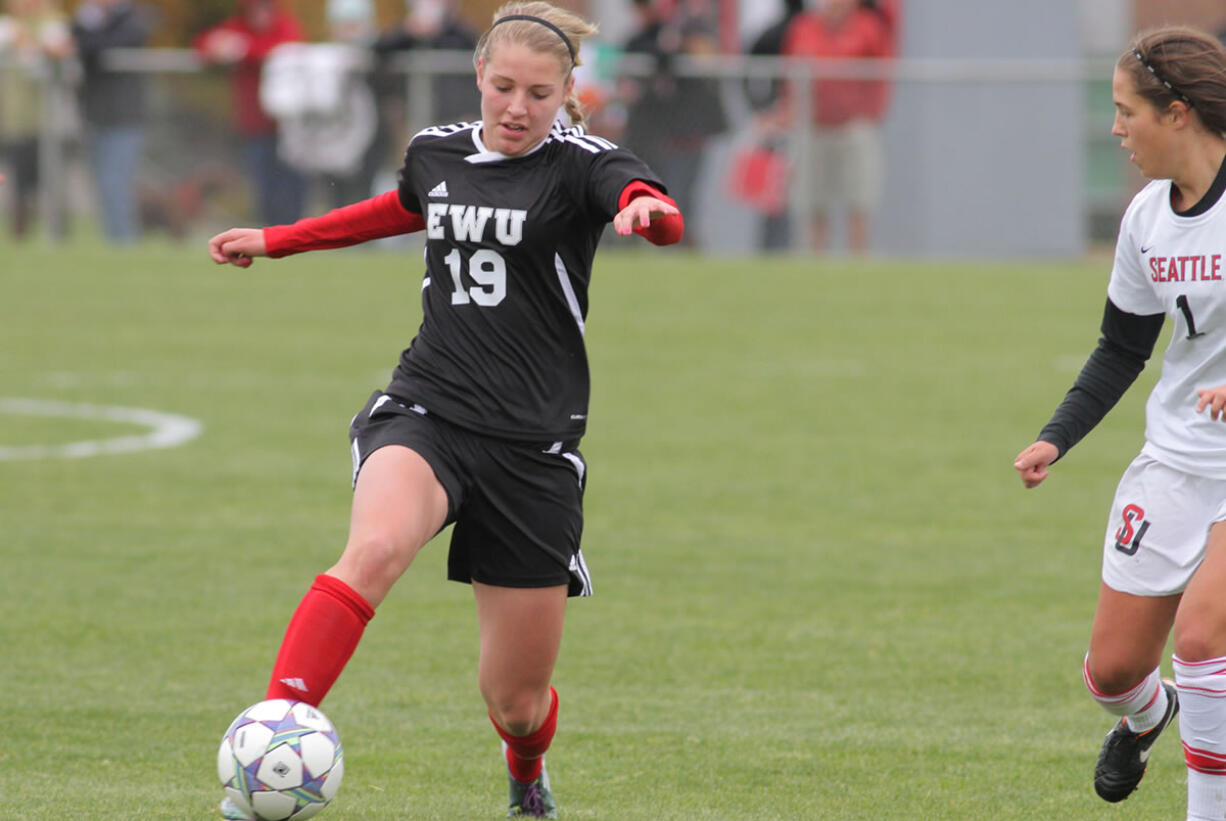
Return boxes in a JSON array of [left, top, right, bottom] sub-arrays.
[[257, 0, 380, 209], [777, 0, 898, 255], [327, 0, 374, 45], [0, 0, 72, 239], [321, 0, 381, 207], [620, 6, 727, 247], [742, 0, 803, 251], [373, 0, 478, 156], [71, 0, 153, 244], [195, 0, 305, 225], [622, 0, 665, 56], [617, 0, 666, 167]]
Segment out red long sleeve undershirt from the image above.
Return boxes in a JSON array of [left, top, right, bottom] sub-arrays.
[[262, 181, 684, 257], [263, 191, 422, 257]]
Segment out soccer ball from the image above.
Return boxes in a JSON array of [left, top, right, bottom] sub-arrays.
[[217, 699, 344, 820]]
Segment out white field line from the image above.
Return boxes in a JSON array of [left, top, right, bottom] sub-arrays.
[[0, 398, 204, 460]]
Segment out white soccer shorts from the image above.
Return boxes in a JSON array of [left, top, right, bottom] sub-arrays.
[[1101, 452, 1226, 596]]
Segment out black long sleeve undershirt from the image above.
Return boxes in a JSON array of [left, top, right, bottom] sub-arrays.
[[1037, 298, 1165, 459]]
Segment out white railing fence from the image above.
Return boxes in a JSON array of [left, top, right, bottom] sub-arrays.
[[1, 48, 1123, 256]]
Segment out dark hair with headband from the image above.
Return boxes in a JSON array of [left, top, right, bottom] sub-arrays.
[[1119, 26, 1226, 136], [474, 1, 599, 126]]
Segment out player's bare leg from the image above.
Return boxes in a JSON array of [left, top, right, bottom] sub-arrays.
[[1173, 521, 1226, 819], [262, 445, 449, 709], [1088, 583, 1179, 692], [328, 444, 450, 607], [476, 582, 567, 818], [1086, 583, 1180, 802]]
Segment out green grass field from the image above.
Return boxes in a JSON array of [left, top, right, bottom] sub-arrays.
[[1, 238, 1181, 819]]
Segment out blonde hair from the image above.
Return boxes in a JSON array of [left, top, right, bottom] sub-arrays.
[[474, 1, 598, 126]]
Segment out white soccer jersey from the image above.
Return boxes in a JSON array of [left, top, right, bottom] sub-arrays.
[[1108, 179, 1226, 477]]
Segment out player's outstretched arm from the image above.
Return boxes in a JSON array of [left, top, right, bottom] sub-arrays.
[[1013, 440, 1060, 489], [208, 228, 266, 268], [1196, 385, 1226, 421], [208, 193, 427, 267]]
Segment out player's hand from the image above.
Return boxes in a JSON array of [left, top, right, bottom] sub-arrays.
[[613, 196, 679, 236], [208, 228, 266, 268], [1196, 385, 1226, 420], [1013, 441, 1059, 489]]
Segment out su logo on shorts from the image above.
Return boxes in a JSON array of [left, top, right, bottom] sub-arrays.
[[1114, 503, 1151, 556]]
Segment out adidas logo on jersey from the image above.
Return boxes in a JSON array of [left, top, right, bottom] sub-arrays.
[[428, 181, 449, 198]]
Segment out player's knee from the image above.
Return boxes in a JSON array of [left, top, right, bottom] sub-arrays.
[[485, 689, 546, 737], [336, 533, 414, 594], [1085, 658, 1149, 697], [1173, 621, 1226, 663], [491, 711, 536, 738]]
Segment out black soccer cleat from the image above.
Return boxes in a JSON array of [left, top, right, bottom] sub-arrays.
[[1094, 679, 1179, 802]]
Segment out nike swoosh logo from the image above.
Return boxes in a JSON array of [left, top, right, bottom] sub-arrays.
[[1141, 245, 1153, 253]]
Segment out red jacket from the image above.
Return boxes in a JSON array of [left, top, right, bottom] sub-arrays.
[[783, 2, 897, 127], [194, 1, 304, 136]]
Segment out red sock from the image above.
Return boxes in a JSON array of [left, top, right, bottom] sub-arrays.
[[491, 687, 558, 783], [265, 574, 375, 706]]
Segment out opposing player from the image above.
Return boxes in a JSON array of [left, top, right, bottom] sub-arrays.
[[1014, 26, 1226, 820], [207, 3, 682, 818]]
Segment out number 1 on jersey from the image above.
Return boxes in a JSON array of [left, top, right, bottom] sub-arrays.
[[444, 248, 507, 307], [1176, 294, 1206, 339]]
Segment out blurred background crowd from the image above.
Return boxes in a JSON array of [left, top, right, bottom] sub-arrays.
[[0, 0, 1218, 257]]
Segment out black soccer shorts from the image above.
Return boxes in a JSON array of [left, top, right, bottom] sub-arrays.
[[348, 390, 592, 597]]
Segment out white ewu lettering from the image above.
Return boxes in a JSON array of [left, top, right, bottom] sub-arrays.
[[426, 202, 448, 239], [426, 202, 526, 246], [450, 205, 494, 241], [494, 208, 526, 245]]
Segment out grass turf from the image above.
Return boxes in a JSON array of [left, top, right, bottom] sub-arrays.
[[0, 238, 1182, 818]]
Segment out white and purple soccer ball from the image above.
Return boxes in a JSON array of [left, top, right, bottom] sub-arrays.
[[217, 699, 344, 820]]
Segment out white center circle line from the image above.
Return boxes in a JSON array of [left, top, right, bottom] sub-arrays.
[[0, 398, 204, 461]]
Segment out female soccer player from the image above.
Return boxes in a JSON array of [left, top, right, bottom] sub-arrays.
[[1014, 26, 1226, 820], [208, 3, 682, 818]]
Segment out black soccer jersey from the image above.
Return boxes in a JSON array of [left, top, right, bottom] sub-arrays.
[[384, 119, 664, 442]]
